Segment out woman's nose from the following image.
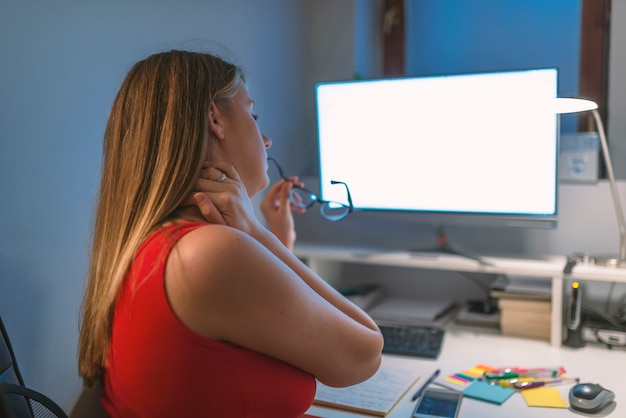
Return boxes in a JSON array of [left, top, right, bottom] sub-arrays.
[[263, 134, 272, 149]]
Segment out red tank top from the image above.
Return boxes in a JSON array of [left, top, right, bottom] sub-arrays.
[[102, 222, 316, 417]]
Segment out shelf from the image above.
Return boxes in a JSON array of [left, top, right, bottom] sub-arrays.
[[294, 243, 626, 347], [295, 244, 565, 276]]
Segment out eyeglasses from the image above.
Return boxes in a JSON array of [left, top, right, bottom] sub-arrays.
[[267, 156, 354, 221]]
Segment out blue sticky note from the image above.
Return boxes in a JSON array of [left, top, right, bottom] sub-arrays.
[[462, 381, 515, 405]]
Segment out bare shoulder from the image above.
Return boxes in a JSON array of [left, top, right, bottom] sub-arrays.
[[174, 223, 254, 255], [164, 224, 275, 338], [168, 224, 268, 280]]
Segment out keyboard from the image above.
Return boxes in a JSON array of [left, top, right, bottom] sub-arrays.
[[378, 324, 445, 359]]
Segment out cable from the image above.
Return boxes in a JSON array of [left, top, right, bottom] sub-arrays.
[[457, 271, 495, 294], [582, 302, 622, 328], [604, 281, 616, 314]]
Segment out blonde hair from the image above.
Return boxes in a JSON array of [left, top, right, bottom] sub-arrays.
[[78, 50, 243, 386]]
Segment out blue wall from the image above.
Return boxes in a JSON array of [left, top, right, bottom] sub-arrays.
[[405, 0, 582, 131], [0, 0, 308, 410]]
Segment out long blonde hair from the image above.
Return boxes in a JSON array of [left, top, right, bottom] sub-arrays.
[[79, 50, 243, 386]]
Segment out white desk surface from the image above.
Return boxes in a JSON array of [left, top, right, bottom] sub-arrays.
[[306, 325, 624, 417]]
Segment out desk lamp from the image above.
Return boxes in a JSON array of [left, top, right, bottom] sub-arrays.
[[555, 98, 626, 268]]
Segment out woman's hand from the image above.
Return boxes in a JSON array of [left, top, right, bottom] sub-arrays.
[[192, 165, 263, 237], [260, 177, 305, 251], [190, 163, 306, 250]]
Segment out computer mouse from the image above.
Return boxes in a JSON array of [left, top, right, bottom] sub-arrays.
[[569, 382, 615, 413]]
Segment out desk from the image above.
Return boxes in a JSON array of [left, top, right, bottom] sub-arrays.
[[306, 325, 624, 417], [294, 244, 626, 347]]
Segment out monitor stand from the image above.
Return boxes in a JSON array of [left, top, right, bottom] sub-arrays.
[[407, 225, 493, 266]]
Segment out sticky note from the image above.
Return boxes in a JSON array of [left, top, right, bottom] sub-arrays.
[[462, 381, 516, 405], [435, 364, 498, 391], [521, 387, 569, 408]]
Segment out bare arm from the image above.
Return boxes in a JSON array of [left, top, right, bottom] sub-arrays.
[[166, 224, 383, 387], [249, 222, 381, 334]]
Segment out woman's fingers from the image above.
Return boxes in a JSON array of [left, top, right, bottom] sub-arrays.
[[199, 164, 241, 183], [199, 166, 229, 182], [193, 193, 227, 225]]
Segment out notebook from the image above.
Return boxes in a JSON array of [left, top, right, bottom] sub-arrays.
[[313, 357, 422, 416]]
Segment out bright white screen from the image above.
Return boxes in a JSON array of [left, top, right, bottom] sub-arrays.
[[315, 68, 558, 223]]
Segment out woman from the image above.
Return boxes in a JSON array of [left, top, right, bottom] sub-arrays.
[[78, 50, 383, 417]]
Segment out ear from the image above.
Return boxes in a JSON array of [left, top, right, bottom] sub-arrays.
[[208, 101, 226, 140]]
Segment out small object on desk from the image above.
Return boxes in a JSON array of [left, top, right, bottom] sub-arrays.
[[467, 298, 499, 315], [379, 324, 445, 359], [435, 364, 498, 392], [491, 366, 566, 375], [412, 369, 441, 401], [454, 300, 500, 329], [563, 281, 586, 348], [483, 366, 565, 380], [412, 388, 463, 418], [462, 381, 515, 405], [513, 377, 579, 390], [521, 387, 569, 408], [569, 382, 615, 413]]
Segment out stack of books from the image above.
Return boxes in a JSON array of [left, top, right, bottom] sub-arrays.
[[490, 275, 551, 341]]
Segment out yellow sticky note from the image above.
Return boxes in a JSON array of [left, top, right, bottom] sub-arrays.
[[521, 387, 569, 408]]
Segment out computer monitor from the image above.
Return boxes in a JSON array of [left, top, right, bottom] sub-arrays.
[[314, 68, 559, 229]]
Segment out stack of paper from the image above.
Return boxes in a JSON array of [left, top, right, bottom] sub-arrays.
[[368, 297, 456, 326]]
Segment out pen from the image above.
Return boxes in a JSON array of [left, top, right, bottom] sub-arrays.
[[411, 369, 441, 401], [483, 372, 519, 380], [497, 378, 537, 388], [492, 366, 566, 376], [513, 377, 580, 390], [484, 369, 564, 380]]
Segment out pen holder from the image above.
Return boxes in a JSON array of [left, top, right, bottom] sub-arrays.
[[563, 281, 586, 348], [563, 323, 586, 348]]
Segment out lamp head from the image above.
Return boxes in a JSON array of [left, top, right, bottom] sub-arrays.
[[554, 98, 598, 114]]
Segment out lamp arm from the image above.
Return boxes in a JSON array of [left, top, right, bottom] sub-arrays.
[[592, 109, 626, 264]]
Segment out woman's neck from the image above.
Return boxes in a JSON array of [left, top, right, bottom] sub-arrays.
[[170, 205, 207, 224]]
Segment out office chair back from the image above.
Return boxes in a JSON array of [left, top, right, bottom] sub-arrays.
[[0, 316, 25, 386], [0, 316, 68, 417], [0, 383, 69, 418]]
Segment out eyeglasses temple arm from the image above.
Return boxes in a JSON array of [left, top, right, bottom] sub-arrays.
[[330, 180, 354, 210], [267, 156, 289, 180]]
